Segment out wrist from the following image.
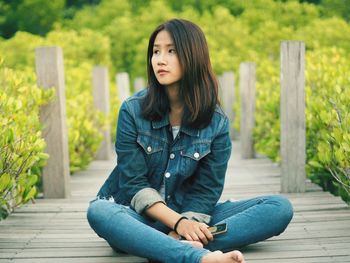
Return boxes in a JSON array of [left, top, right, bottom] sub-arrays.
[[174, 216, 188, 234]]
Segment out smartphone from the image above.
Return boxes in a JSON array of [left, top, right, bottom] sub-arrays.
[[207, 223, 227, 236]]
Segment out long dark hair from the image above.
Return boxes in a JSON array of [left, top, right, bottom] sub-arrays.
[[142, 18, 219, 129]]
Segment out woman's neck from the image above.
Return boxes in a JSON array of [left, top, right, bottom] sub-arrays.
[[166, 85, 183, 126]]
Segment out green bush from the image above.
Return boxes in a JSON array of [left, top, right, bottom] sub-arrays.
[[0, 29, 112, 173], [0, 59, 54, 219], [252, 48, 350, 203], [306, 47, 350, 202]]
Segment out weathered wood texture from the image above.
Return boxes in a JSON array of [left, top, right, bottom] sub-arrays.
[[240, 63, 256, 159], [280, 41, 306, 193], [116, 72, 130, 102], [1, 141, 349, 263], [35, 47, 70, 198], [92, 66, 112, 161], [220, 71, 236, 140]]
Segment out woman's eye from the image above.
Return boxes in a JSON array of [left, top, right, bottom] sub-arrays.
[[169, 49, 176, 54], [153, 50, 160, 55]]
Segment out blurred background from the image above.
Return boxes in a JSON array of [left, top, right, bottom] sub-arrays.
[[0, 0, 349, 219]]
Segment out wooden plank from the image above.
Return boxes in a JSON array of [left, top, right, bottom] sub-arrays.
[[1, 141, 349, 263], [92, 66, 112, 160], [239, 63, 256, 158], [221, 71, 236, 139], [116, 72, 130, 102], [280, 41, 306, 193], [35, 46, 70, 198], [3, 257, 147, 263], [134, 77, 145, 93]]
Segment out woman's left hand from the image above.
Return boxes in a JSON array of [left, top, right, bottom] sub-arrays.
[[175, 219, 213, 245]]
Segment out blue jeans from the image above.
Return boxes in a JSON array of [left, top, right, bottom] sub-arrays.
[[87, 195, 293, 263]]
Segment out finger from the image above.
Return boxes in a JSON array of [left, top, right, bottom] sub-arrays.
[[195, 225, 209, 244], [201, 225, 213, 241], [184, 233, 194, 241], [189, 231, 200, 242], [196, 230, 208, 245]]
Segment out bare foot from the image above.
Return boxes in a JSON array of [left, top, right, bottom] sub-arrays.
[[201, 250, 245, 263]]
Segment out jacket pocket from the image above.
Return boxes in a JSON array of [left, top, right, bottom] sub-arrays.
[[180, 142, 211, 177], [137, 133, 165, 169]]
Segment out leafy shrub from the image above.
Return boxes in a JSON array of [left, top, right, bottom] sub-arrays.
[[306, 47, 350, 202], [252, 48, 350, 203], [0, 29, 112, 173], [0, 59, 54, 219], [253, 58, 280, 161]]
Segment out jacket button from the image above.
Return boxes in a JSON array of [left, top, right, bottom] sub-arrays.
[[170, 153, 175, 159], [165, 172, 171, 178], [194, 152, 200, 159], [147, 146, 152, 152]]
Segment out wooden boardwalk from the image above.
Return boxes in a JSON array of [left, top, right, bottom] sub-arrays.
[[1, 141, 349, 263]]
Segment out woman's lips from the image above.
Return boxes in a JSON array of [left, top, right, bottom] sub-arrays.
[[157, 70, 169, 75]]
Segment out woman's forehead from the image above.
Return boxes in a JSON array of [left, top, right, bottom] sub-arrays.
[[154, 30, 174, 46]]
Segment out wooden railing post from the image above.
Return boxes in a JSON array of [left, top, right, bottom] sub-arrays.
[[221, 71, 235, 139], [240, 62, 256, 159], [134, 77, 145, 93], [93, 66, 112, 160], [280, 41, 306, 193], [116, 72, 130, 102], [35, 47, 70, 198]]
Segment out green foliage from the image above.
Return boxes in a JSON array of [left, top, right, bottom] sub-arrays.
[[319, 0, 350, 22], [306, 48, 350, 202], [0, 29, 112, 173], [253, 59, 281, 161], [0, 59, 54, 219], [0, 0, 65, 38], [252, 47, 350, 203], [0, 0, 102, 38], [297, 17, 350, 51]]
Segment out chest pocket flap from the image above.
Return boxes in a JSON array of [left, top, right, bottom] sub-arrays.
[[137, 133, 165, 155], [181, 142, 211, 161]]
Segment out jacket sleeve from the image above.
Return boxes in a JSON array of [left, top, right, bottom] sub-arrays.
[[180, 117, 232, 223], [116, 101, 165, 213]]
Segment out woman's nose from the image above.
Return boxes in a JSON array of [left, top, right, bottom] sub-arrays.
[[157, 54, 167, 65]]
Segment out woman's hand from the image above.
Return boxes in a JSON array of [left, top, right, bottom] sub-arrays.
[[176, 219, 213, 245]]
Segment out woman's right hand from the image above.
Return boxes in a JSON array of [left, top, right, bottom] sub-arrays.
[[176, 219, 213, 245]]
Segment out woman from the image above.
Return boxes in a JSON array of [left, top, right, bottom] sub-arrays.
[[87, 19, 293, 263]]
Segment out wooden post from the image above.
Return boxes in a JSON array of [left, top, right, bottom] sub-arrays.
[[116, 72, 130, 102], [240, 63, 256, 159], [134, 77, 145, 93], [218, 74, 224, 104], [93, 66, 112, 160], [35, 47, 70, 198], [221, 71, 235, 139], [280, 41, 306, 193]]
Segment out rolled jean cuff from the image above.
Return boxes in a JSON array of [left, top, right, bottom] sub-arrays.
[[131, 187, 165, 214], [181, 211, 211, 224]]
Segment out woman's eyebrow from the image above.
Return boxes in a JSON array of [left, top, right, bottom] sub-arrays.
[[153, 43, 175, 47]]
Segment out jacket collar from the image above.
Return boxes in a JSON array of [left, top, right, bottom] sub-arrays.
[[152, 116, 169, 129], [181, 126, 199, 137], [152, 116, 199, 137]]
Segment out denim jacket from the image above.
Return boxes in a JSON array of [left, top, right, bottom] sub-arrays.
[[97, 90, 232, 223]]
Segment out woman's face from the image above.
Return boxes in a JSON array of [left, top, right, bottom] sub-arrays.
[[151, 30, 182, 89]]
